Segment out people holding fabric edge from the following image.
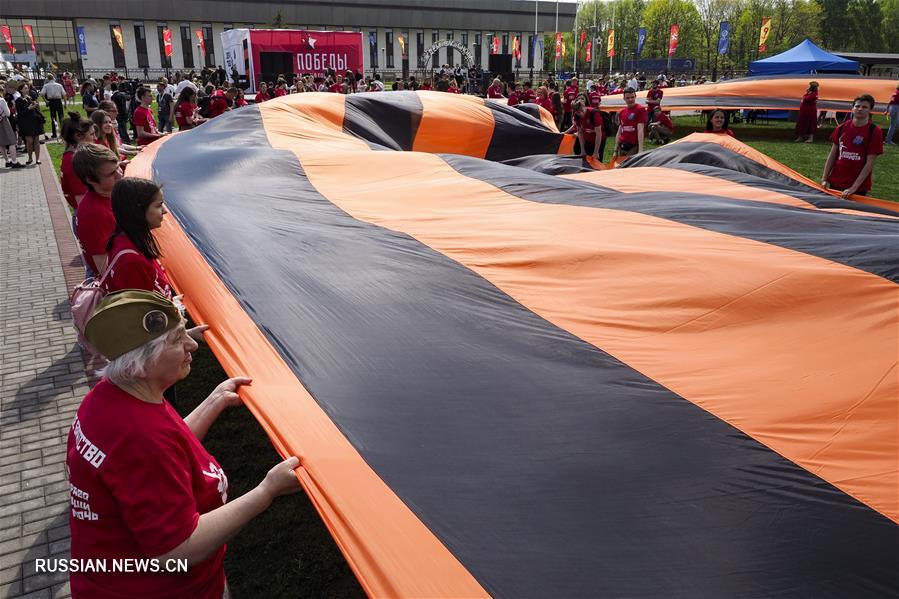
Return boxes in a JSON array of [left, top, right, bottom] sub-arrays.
[[614, 88, 646, 157], [67, 291, 301, 597]]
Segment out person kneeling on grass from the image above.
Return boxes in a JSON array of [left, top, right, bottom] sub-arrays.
[[67, 291, 301, 598], [821, 94, 883, 199], [647, 106, 674, 144]]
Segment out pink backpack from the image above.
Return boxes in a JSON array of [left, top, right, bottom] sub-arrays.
[[70, 249, 139, 355]]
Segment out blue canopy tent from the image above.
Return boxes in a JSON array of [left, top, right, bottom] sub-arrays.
[[749, 39, 860, 76]]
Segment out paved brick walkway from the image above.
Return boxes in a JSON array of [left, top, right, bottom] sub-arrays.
[[1, 147, 90, 599]]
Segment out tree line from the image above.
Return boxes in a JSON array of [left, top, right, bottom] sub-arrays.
[[542, 0, 898, 75]]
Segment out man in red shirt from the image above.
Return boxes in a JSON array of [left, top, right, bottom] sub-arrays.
[[206, 89, 231, 118], [647, 106, 675, 144], [614, 88, 647, 157], [132, 87, 165, 146], [561, 78, 579, 130], [522, 81, 537, 104], [507, 83, 523, 106], [73, 144, 123, 276], [822, 94, 884, 198], [646, 80, 664, 113], [565, 100, 606, 161], [587, 85, 603, 109]]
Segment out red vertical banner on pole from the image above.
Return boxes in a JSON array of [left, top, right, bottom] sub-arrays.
[[491, 35, 500, 54], [196, 29, 206, 57], [163, 28, 173, 57], [555, 32, 562, 58], [668, 24, 680, 56], [585, 41, 592, 62], [23, 25, 36, 52], [512, 36, 521, 60], [2, 25, 17, 53], [607, 29, 615, 57]]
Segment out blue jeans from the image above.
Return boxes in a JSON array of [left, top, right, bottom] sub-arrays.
[[886, 107, 898, 144]]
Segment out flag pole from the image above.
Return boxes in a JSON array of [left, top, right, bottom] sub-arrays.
[[573, 1, 578, 74], [591, 0, 597, 73], [533, 0, 538, 78], [554, 0, 559, 73], [609, 3, 614, 76]]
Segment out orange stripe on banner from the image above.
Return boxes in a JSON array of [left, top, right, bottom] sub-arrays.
[[564, 166, 899, 220], [412, 91, 495, 157], [130, 136, 489, 598], [675, 133, 898, 209], [271, 147, 898, 524]]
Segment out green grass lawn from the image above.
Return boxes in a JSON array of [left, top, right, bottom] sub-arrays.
[[42, 99, 895, 597]]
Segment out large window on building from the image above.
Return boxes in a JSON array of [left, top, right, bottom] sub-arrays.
[[134, 24, 149, 68], [502, 33, 509, 55], [180, 25, 194, 68], [431, 30, 438, 68], [445, 31, 454, 66], [0, 18, 80, 72], [157, 24, 171, 68], [203, 25, 214, 67], [474, 33, 482, 65], [416, 31, 424, 67], [109, 23, 126, 68], [385, 31, 394, 68], [369, 31, 378, 67]]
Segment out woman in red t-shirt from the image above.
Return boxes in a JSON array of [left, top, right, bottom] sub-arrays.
[[705, 109, 736, 138], [69, 291, 301, 598], [60, 112, 98, 209], [795, 81, 819, 143], [174, 88, 205, 130], [536, 86, 555, 116], [255, 81, 271, 103], [103, 178, 174, 297]]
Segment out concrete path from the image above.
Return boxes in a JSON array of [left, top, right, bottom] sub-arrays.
[[1, 146, 91, 599]]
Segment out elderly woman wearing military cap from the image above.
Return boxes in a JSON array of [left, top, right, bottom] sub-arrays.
[[66, 290, 300, 598]]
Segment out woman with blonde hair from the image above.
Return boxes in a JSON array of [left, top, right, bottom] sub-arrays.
[[91, 110, 123, 160]]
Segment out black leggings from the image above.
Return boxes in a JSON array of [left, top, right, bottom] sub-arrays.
[[48, 99, 64, 135]]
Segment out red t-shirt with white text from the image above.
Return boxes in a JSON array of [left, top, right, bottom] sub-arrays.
[[574, 109, 604, 142], [67, 379, 228, 598], [536, 96, 555, 115], [75, 191, 116, 274], [132, 106, 158, 146], [522, 89, 537, 103], [828, 121, 884, 192], [617, 104, 648, 145]]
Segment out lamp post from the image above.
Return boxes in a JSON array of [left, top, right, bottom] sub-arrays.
[[624, 46, 629, 73]]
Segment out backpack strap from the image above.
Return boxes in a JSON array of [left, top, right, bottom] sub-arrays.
[[98, 249, 140, 286]]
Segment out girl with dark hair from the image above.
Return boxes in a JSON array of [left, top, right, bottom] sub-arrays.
[[104, 178, 172, 297], [14, 83, 44, 165], [174, 87, 205, 130], [0, 91, 21, 168], [81, 81, 99, 115], [60, 112, 98, 208], [705, 109, 735, 137]]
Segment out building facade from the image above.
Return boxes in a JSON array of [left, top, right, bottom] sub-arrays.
[[1, 0, 576, 78]]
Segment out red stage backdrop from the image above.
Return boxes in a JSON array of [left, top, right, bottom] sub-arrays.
[[250, 30, 363, 80]]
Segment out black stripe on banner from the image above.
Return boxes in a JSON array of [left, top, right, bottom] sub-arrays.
[[484, 100, 567, 161], [440, 154, 899, 282], [501, 154, 595, 175], [619, 141, 899, 216], [342, 91, 423, 151], [152, 113, 899, 597]]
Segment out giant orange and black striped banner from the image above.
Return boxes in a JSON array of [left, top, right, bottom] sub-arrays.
[[599, 74, 898, 113], [129, 92, 898, 598]]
